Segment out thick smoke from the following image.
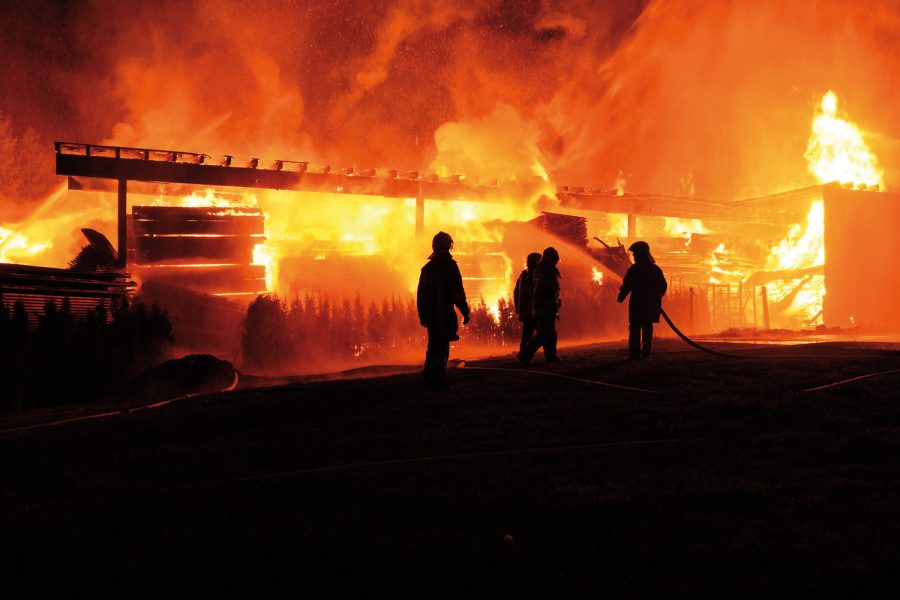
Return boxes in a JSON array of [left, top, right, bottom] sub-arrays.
[[2, 0, 900, 208], [546, 0, 900, 197], [0, 1, 643, 204]]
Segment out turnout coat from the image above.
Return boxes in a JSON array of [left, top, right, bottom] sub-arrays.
[[417, 252, 470, 341], [531, 261, 561, 318], [513, 268, 536, 322], [618, 260, 667, 323]]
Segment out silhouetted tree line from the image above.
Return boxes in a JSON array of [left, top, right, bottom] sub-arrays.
[[242, 293, 422, 372], [241, 286, 626, 371], [0, 295, 174, 409]]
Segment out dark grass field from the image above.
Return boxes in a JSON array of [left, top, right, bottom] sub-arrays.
[[3, 340, 900, 597]]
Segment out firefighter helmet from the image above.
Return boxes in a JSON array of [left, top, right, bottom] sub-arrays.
[[432, 231, 453, 252], [628, 241, 651, 255], [542, 246, 560, 265]]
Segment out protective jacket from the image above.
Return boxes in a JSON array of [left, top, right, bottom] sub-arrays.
[[513, 268, 535, 322], [618, 260, 667, 323], [417, 252, 470, 340], [531, 261, 561, 318]]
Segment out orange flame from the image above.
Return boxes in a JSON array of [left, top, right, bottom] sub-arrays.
[[0, 225, 52, 264], [804, 91, 884, 188], [759, 91, 884, 325]]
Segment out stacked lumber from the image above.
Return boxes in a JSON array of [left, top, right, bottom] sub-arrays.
[[131, 206, 267, 298], [529, 212, 589, 247]]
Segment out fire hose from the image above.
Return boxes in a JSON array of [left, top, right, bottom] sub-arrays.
[[456, 362, 659, 394], [660, 308, 743, 359], [594, 241, 743, 359], [0, 371, 239, 435]]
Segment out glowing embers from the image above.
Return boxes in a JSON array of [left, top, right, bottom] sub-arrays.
[[805, 91, 884, 189]]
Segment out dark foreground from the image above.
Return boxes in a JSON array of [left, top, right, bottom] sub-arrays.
[[3, 340, 900, 597]]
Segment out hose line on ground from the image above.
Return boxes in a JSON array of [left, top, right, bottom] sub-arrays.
[[660, 308, 744, 359], [801, 368, 900, 393], [0, 372, 240, 435], [456, 362, 659, 394]]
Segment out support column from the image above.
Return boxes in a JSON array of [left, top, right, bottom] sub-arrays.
[[117, 178, 127, 270], [415, 195, 425, 238], [761, 286, 770, 330], [752, 285, 758, 328], [688, 287, 695, 333], [726, 284, 731, 329], [627, 213, 636, 240]]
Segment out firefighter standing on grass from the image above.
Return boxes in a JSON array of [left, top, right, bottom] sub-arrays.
[[513, 252, 542, 355], [417, 231, 470, 389], [617, 241, 667, 360], [518, 247, 561, 364]]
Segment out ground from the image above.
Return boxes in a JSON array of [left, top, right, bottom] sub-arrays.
[[2, 340, 900, 597]]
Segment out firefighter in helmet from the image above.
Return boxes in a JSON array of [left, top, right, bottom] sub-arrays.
[[513, 252, 542, 354], [518, 246, 561, 364], [416, 231, 471, 388], [617, 241, 667, 359]]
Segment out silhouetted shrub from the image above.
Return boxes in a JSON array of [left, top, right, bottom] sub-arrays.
[[242, 294, 292, 371], [0, 296, 174, 410], [238, 281, 637, 373]]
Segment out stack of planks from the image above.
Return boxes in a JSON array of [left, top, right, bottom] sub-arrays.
[[130, 206, 267, 298], [529, 212, 589, 248]]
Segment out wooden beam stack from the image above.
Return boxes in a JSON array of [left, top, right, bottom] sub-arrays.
[[131, 206, 267, 298]]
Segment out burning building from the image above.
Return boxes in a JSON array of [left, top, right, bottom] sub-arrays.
[[3, 81, 890, 357], [3, 2, 900, 360], [46, 93, 894, 345]]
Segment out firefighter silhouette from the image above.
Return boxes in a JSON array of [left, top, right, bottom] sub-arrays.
[[617, 241, 667, 359], [518, 247, 561, 364], [513, 252, 542, 354], [416, 231, 470, 388]]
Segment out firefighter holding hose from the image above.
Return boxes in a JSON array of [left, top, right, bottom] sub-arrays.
[[417, 231, 470, 389], [618, 241, 667, 360]]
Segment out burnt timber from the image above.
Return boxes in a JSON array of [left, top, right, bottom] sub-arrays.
[[57, 141, 858, 280], [56, 141, 543, 270], [55, 143, 527, 202]]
